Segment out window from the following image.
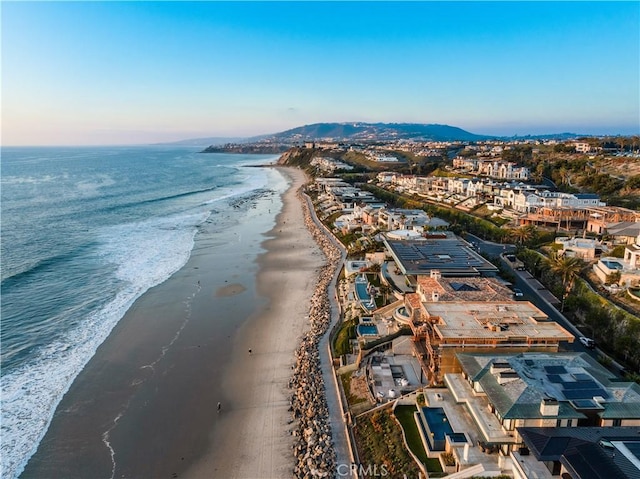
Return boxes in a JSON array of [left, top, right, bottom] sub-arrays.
[[613, 419, 622, 427]]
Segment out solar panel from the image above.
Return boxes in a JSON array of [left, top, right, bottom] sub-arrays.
[[564, 389, 608, 400], [545, 366, 568, 374], [572, 373, 592, 382], [548, 374, 564, 383], [623, 442, 640, 462], [571, 399, 599, 409], [563, 380, 598, 390]]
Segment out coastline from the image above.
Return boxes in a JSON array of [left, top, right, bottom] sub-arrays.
[[183, 166, 326, 477], [20, 165, 327, 479]]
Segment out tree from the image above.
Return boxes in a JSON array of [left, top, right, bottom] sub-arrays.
[[544, 252, 584, 312], [509, 225, 537, 247]]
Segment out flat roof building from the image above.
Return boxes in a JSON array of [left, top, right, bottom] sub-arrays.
[[402, 272, 574, 383], [383, 233, 498, 277]]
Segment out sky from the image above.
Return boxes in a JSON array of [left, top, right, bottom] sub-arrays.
[[2, 1, 639, 146]]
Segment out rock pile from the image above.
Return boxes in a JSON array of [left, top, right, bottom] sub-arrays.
[[290, 188, 342, 479]]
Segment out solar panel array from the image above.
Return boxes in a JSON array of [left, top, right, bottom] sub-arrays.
[[544, 365, 568, 375], [387, 239, 496, 274], [542, 366, 609, 400], [624, 442, 640, 462], [564, 388, 608, 400], [548, 374, 563, 383]]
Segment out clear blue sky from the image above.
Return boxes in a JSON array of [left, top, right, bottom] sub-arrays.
[[3, 1, 639, 145]]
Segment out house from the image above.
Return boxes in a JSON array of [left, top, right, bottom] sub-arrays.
[[383, 234, 498, 277], [452, 352, 640, 448], [400, 271, 574, 383], [517, 427, 640, 479], [593, 232, 640, 287], [574, 142, 593, 153], [554, 236, 601, 260]]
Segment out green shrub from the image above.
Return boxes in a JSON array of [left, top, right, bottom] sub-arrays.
[[334, 318, 357, 356]]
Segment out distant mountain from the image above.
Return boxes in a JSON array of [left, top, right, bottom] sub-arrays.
[[155, 136, 248, 147], [504, 132, 583, 141], [259, 122, 492, 142]]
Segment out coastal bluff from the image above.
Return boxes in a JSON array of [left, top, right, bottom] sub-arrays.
[[201, 143, 289, 154], [277, 147, 316, 168]]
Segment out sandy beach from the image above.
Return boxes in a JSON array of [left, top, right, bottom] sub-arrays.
[[183, 167, 325, 478], [21, 166, 326, 478]]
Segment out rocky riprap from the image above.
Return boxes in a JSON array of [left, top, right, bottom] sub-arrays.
[[289, 187, 342, 479]]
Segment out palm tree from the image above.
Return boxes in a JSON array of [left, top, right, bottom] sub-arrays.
[[545, 251, 583, 312], [510, 225, 536, 247]]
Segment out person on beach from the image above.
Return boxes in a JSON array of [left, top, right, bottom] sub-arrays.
[[217, 402, 221, 413], [248, 349, 252, 355]]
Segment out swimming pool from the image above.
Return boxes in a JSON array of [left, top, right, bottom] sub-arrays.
[[420, 407, 454, 451], [355, 275, 376, 311], [357, 324, 379, 336], [601, 259, 623, 270]]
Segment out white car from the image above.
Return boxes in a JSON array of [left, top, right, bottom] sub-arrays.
[[579, 336, 595, 349]]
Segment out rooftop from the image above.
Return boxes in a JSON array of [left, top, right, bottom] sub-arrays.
[[416, 275, 514, 302], [518, 426, 640, 479], [457, 352, 640, 420], [383, 234, 498, 276], [423, 302, 574, 343]]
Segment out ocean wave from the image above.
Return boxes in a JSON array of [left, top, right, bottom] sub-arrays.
[[0, 212, 204, 479], [0, 150, 276, 478], [0, 244, 94, 286]]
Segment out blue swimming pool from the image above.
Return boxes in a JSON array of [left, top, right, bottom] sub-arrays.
[[357, 324, 379, 336], [355, 275, 376, 311], [420, 407, 454, 451], [601, 260, 623, 270]]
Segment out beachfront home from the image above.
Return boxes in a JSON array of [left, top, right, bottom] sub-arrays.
[[451, 352, 640, 449], [413, 355, 640, 478], [382, 232, 498, 277], [593, 232, 640, 287], [400, 271, 574, 384]]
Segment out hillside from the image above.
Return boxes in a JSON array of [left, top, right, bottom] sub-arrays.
[[266, 122, 490, 142]]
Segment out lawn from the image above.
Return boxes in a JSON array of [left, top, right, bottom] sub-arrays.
[[393, 405, 443, 473]]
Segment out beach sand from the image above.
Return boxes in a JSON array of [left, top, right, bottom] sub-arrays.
[[21, 167, 324, 479], [183, 167, 325, 478]]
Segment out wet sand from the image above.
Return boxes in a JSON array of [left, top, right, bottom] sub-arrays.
[[183, 167, 324, 478], [21, 167, 324, 479]]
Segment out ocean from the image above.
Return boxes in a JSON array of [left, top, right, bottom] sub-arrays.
[[0, 146, 282, 478]]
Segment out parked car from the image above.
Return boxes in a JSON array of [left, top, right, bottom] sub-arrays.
[[579, 336, 595, 349], [512, 288, 524, 298]]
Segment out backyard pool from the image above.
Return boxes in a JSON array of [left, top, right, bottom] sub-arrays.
[[419, 407, 455, 451], [357, 324, 379, 336], [355, 274, 376, 311]]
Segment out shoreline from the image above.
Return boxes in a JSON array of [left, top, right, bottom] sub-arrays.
[[20, 164, 345, 479], [183, 166, 328, 478], [21, 165, 323, 478]]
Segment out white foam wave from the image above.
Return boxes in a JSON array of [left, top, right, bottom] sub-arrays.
[[0, 174, 68, 185], [200, 165, 269, 206], [0, 212, 206, 479], [0, 161, 272, 479], [75, 174, 116, 197]]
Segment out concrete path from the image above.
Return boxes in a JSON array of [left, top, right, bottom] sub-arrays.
[[305, 194, 354, 474]]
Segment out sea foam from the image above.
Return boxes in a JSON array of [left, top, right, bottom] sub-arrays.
[[0, 151, 274, 479]]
